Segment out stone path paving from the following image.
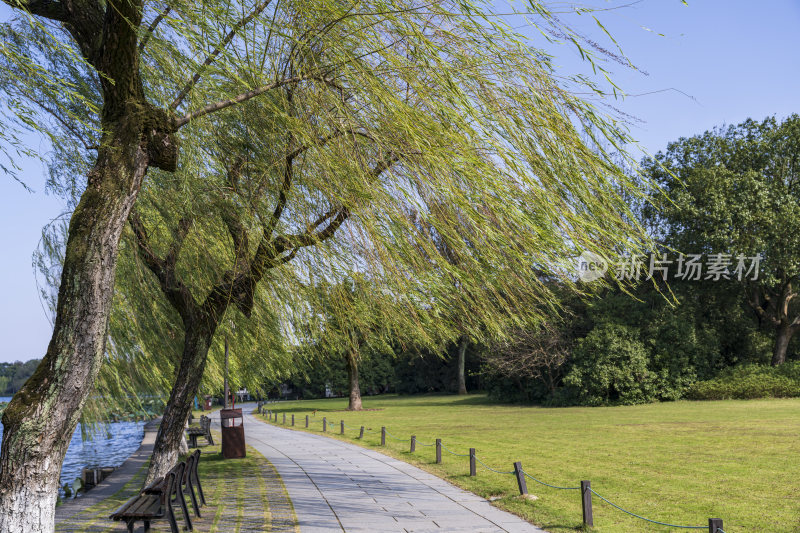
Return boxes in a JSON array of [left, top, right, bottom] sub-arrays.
[[238, 405, 546, 533]]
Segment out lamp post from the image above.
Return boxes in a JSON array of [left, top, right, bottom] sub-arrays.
[[223, 321, 234, 409], [223, 337, 229, 409]]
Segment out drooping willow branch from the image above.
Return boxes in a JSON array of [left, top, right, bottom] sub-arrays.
[[169, 0, 274, 109]]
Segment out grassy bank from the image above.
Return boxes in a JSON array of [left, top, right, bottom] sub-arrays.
[[259, 394, 799, 532], [56, 432, 296, 532]]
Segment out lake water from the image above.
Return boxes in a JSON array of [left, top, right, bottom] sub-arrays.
[[0, 396, 145, 494]]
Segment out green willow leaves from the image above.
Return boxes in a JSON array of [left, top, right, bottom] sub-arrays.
[[21, 0, 652, 413]]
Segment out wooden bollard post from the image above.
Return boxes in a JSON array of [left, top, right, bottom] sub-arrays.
[[381, 427, 386, 446], [581, 480, 593, 527], [323, 417, 327, 432], [282, 413, 286, 424], [435, 439, 442, 463], [410, 436, 416, 452], [305, 415, 309, 428], [708, 519, 723, 533], [292, 414, 295, 426], [340, 420, 344, 434], [469, 448, 476, 476], [514, 462, 528, 495], [359, 426, 364, 439]]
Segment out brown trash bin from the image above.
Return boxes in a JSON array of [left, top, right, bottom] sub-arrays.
[[203, 395, 213, 411], [220, 408, 246, 459]]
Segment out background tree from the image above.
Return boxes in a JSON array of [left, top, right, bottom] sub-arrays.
[[643, 115, 800, 365], [407, 203, 476, 395], [485, 321, 571, 399], [303, 276, 403, 411]]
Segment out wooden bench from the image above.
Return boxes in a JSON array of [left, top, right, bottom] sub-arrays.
[[183, 450, 206, 518], [110, 468, 180, 533], [186, 415, 213, 448], [110, 451, 206, 532]]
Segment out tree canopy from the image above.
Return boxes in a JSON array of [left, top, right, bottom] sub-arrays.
[[26, 0, 656, 415], [1, 1, 660, 526], [643, 114, 800, 365]]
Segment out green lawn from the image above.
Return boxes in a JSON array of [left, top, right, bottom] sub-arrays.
[[259, 394, 799, 533]]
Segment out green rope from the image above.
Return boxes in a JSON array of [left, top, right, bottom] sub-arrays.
[[521, 469, 579, 490], [589, 489, 706, 529]]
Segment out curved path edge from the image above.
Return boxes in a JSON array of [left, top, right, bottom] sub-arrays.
[[55, 418, 160, 522]]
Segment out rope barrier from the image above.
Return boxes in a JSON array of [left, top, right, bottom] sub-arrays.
[[383, 429, 410, 442], [521, 469, 579, 490], [439, 442, 471, 457], [269, 409, 724, 531], [474, 456, 515, 475], [589, 489, 706, 529]]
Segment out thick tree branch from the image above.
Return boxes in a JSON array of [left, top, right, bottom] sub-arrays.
[[203, 145, 400, 322], [274, 207, 349, 250], [272, 153, 400, 251], [139, 5, 171, 51], [129, 210, 198, 322], [96, 0, 146, 118], [164, 217, 193, 268], [170, 0, 273, 109], [3, 0, 67, 21], [174, 74, 318, 128], [221, 210, 250, 265], [747, 287, 780, 327]]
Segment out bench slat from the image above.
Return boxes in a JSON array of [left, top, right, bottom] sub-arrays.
[[129, 495, 160, 517], [111, 494, 161, 519]]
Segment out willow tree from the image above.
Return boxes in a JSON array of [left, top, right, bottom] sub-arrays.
[[301, 276, 413, 411], [121, 0, 656, 451], [0, 0, 358, 529], [5, 0, 654, 529]]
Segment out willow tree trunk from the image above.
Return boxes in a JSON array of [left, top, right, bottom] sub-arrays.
[[0, 1, 180, 529], [145, 324, 213, 485], [346, 351, 362, 411], [456, 336, 468, 395], [0, 131, 150, 533]]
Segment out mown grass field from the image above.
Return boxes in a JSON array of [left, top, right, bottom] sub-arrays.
[[259, 394, 800, 533]]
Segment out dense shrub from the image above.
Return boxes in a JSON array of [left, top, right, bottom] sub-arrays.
[[686, 363, 800, 400], [561, 324, 656, 406], [483, 371, 554, 404]]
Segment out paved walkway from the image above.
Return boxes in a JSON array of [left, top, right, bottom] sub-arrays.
[[237, 406, 545, 533]]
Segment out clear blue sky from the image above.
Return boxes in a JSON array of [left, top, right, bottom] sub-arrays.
[[0, 1, 798, 363]]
